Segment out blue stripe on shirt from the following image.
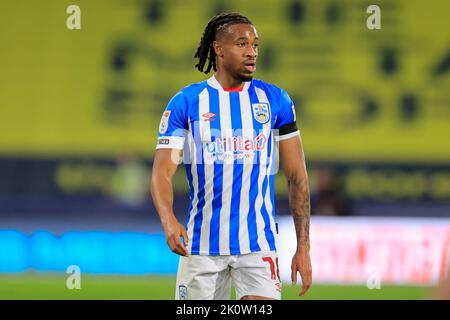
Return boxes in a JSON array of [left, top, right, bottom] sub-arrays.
[[229, 91, 242, 255], [191, 97, 205, 254]]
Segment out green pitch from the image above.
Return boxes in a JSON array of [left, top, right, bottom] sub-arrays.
[[0, 273, 432, 300]]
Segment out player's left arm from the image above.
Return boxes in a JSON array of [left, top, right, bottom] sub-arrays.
[[279, 135, 312, 297]]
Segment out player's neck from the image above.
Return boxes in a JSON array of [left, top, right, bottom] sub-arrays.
[[214, 70, 245, 91]]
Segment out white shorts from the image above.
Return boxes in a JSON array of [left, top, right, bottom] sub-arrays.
[[175, 251, 282, 300]]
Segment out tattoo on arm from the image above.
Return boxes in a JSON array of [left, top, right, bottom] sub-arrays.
[[288, 179, 311, 248]]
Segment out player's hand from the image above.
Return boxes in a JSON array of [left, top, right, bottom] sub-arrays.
[[162, 216, 189, 257], [291, 247, 312, 297]]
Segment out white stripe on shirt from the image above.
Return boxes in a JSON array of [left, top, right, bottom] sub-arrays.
[[198, 88, 214, 254], [238, 90, 253, 253]]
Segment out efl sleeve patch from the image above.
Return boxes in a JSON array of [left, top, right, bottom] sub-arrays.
[[155, 91, 189, 150]]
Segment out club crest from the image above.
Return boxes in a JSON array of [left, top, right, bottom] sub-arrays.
[[252, 103, 270, 124], [178, 285, 187, 300]]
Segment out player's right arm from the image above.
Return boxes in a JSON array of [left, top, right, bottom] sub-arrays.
[[151, 149, 189, 256], [150, 91, 190, 257]]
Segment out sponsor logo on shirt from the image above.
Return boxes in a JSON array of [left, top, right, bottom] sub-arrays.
[[202, 112, 216, 121], [204, 132, 267, 160]]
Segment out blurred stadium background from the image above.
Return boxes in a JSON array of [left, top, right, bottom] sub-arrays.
[[0, 0, 449, 299]]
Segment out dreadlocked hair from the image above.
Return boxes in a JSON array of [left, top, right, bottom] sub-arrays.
[[194, 12, 252, 74]]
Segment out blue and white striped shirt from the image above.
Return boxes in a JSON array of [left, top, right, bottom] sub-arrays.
[[156, 75, 299, 256]]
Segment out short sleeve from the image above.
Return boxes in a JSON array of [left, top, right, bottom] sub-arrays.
[[156, 92, 189, 150], [274, 89, 299, 141]]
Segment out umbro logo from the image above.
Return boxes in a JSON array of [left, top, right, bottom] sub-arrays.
[[202, 112, 216, 121]]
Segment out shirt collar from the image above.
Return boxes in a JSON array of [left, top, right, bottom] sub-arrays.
[[206, 74, 251, 92]]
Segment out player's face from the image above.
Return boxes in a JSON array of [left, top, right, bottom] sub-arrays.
[[215, 23, 259, 82]]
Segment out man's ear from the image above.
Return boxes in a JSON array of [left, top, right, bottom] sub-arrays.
[[213, 40, 223, 58]]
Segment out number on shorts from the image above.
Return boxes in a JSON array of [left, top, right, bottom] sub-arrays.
[[262, 256, 280, 281]]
